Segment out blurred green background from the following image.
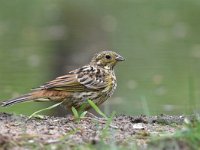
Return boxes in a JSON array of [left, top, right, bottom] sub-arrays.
[[1, 0, 200, 116]]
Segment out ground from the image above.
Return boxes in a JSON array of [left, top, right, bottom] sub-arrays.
[[0, 112, 194, 150]]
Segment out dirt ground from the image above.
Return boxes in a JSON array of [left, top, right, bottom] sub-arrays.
[[0, 112, 188, 150]]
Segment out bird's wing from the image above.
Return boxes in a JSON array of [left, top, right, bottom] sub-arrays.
[[39, 73, 85, 92], [34, 65, 108, 92], [76, 65, 108, 90]]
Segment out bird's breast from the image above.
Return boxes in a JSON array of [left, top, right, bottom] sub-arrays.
[[102, 71, 117, 97]]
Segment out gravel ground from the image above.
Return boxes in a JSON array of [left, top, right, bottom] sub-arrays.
[[0, 112, 186, 149]]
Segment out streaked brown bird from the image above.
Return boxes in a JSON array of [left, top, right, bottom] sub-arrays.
[[1, 51, 124, 111]]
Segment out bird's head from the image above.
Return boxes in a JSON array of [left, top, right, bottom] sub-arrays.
[[90, 51, 125, 70]]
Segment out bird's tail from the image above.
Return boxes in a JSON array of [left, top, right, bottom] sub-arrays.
[[1, 93, 33, 107]]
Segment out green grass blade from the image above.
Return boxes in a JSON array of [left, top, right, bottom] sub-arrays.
[[71, 106, 79, 119], [29, 102, 63, 119], [102, 111, 116, 138], [87, 99, 108, 119], [105, 111, 116, 129], [80, 111, 88, 118]]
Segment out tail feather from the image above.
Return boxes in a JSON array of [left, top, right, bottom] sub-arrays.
[[1, 93, 33, 107]]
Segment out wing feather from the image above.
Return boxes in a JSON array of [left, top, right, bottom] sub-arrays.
[[77, 66, 108, 90], [34, 65, 108, 92]]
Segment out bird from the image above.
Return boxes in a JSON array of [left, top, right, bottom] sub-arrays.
[[1, 50, 124, 111]]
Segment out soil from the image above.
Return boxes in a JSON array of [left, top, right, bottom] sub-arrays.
[[0, 112, 189, 150]]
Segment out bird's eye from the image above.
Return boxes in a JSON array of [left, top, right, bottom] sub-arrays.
[[105, 55, 111, 59]]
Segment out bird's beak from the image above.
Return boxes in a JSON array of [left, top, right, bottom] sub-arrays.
[[115, 54, 125, 61]]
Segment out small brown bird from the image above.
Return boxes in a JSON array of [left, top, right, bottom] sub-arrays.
[[1, 51, 124, 111]]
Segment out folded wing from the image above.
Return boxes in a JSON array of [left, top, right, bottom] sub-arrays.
[[34, 65, 108, 92]]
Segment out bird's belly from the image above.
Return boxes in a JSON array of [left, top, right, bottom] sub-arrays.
[[73, 92, 100, 100], [65, 81, 117, 110], [69, 91, 109, 109]]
